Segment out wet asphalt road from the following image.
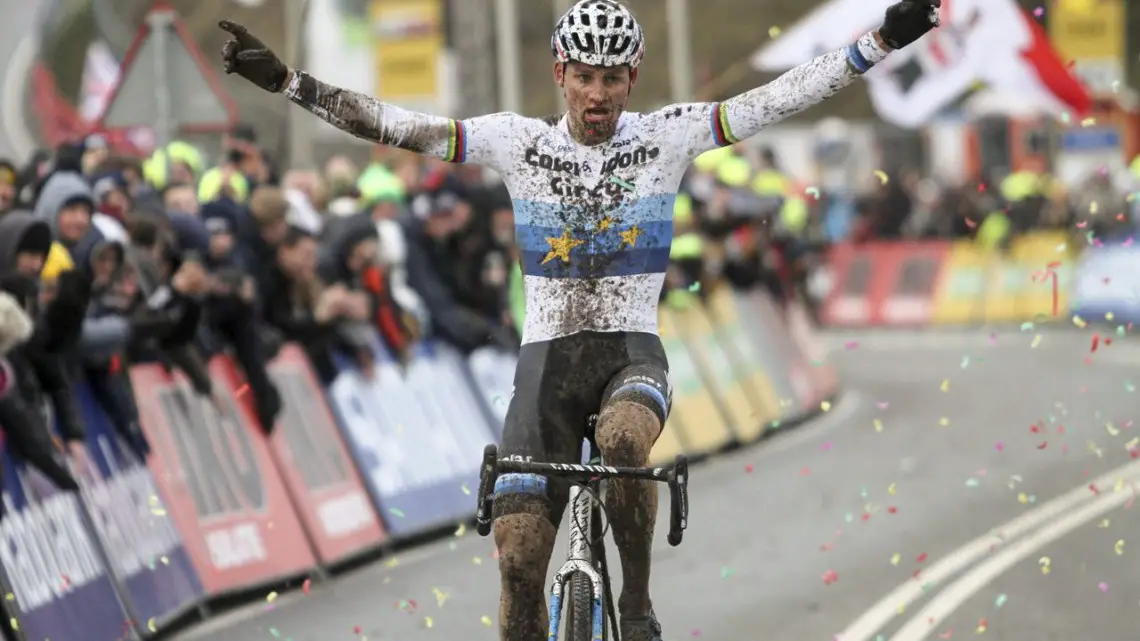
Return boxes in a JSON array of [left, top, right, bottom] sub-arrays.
[[175, 328, 1140, 641]]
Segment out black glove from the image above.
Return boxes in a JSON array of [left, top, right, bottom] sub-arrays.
[[219, 20, 289, 93], [878, 0, 941, 50]]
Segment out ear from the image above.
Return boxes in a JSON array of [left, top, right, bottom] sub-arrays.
[[629, 68, 639, 89], [553, 61, 565, 86]]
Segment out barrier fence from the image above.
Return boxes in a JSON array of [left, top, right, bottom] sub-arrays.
[[821, 231, 1082, 327], [0, 286, 834, 640]]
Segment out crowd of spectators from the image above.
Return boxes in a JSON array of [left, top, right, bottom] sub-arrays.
[[0, 125, 524, 508]]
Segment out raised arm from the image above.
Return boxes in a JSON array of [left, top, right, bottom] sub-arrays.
[[218, 20, 514, 169], [666, 1, 940, 159]]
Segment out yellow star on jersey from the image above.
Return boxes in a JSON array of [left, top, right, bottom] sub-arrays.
[[619, 224, 643, 248], [542, 229, 585, 264], [597, 216, 616, 232]]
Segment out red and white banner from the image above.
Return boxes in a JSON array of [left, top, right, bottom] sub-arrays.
[[750, 0, 1091, 127]]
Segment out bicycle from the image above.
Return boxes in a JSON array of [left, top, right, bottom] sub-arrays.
[[476, 414, 690, 641]]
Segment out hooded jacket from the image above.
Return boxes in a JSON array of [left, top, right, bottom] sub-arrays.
[[33, 172, 95, 249]]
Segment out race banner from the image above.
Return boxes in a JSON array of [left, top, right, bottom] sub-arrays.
[[71, 382, 203, 633], [658, 306, 735, 454], [266, 344, 387, 565], [324, 335, 498, 537], [464, 346, 517, 439], [0, 453, 128, 641], [130, 361, 316, 596]]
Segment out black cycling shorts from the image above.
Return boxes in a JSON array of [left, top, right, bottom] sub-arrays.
[[492, 331, 671, 527]]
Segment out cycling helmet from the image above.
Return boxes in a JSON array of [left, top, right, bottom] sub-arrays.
[[551, 0, 645, 69]]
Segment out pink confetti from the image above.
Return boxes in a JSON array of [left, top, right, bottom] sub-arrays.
[[1098, 581, 1108, 593], [821, 442, 833, 451], [877, 402, 890, 410], [995, 442, 1005, 452], [844, 341, 859, 350], [1033, 6, 1044, 17], [822, 569, 839, 585]]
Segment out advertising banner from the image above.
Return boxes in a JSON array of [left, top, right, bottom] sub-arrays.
[[823, 244, 877, 325], [325, 336, 497, 538], [0, 453, 128, 641], [675, 303, 758, 440], [266, 345, 387, 565], [734, 290, 815, 414], [464, 346, 518, 439], [658, 307, 735, 455], [71, 382, 203, 632], [931, 241, 990, 325], [130, 362, 315, 596], [877, 242, 949, 326], [1069, 243, 1140, 322], [703, 287, 782, 427]]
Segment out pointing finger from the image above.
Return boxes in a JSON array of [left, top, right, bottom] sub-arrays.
[[218, 20, 246, 37]]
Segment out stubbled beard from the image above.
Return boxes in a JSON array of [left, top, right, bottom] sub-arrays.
[[568, 113, 616, 146]]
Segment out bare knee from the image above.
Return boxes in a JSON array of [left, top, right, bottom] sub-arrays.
[[494, 504, 556, 590], [595, 400, 660, 466]]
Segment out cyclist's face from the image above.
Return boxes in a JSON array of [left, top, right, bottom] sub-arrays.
[[556, 61, 637, 146]]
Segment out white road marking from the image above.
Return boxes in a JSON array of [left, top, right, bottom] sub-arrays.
[[890, 479, 1138, 641], [836, 457, 1140, 641]]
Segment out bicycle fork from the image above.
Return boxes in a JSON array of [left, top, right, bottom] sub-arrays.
[[547, 483, 604, 640]]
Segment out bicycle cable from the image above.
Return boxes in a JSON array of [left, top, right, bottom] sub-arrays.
[[571, 480, 612, 547]]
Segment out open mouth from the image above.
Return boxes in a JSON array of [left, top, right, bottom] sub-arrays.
[[584, 108, 610, 123]]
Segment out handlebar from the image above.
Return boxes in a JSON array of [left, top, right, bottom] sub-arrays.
[[474, 444, 689, 547]]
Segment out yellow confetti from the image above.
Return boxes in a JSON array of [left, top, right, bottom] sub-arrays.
[[1115, 477, 1125, 492], [1030, 334, 1042, 349], [768, 25, 782, 38], [386, 558, 400, 568], [896, 601, 907, 615], [1039, 556, 1051, 574], [873, 419, 884, 432], [1090, 201, 1100, 215], [890, 552, 901, 565], [821, 400, 832, 412], [160, 556, 169, 565], [147, 618, 156, 632], [939, 417, 950, 426], [454, 523, 467, 537], [888, 483, 897, 495], [976, 620, 987, 633], [1073, 315, 1087, 328], [481, 615, 493, 627], [940, 379, 949, 392], [473, 557, 483, 565], [425, 616, 434, 628], [461, 484, 471, 495], [874, 170, 889, 184], [1126, 437, 1139, 450], [1081, 117, 1097, 127], [1099, 519, 1111, 528], [267, 591, 278, 603], [151, 508, 167, 516], [1017, 492, 1030, 504], [1107, 423, 1120, 436], [433, 587, 450, 607], [1115, 540, 1125, 555]]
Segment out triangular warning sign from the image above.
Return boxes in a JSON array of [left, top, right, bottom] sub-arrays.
[[98, 6, 236, 131]]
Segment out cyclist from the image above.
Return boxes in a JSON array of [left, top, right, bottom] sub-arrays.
[[219, 1, 939, 638]]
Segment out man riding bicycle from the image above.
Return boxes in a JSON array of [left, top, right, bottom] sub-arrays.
[[219, 1, 939, 638]]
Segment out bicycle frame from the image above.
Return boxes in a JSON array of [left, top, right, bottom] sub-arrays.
[[547, 443, 605, 640], [475, 443, 688, 640]]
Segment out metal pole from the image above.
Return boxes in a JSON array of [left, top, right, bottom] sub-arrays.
[[151, 10, 174, 186], [665, 0, 694, 102], [552, 0, 572, 112], [493, 0, 522, 112], [285, 0, 314, 167]]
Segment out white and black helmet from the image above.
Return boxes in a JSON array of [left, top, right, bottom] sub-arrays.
[[551, 0, 645, 69]]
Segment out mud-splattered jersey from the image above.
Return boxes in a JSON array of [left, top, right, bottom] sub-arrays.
[[285, 32, 889, 344]]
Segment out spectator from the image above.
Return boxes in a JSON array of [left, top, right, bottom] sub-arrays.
[[0, 211, 89, 490], [163, 182, 200, 216], [33, 171, 95, 253], [404, 189, 517, 353], [263, 226, 372, 383], [320, 213, 419, 364], [0, 160, 17, 215]]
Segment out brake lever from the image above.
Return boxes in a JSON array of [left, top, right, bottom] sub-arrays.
[[667, 455, 688, 546], [475, 444, 498, 536]]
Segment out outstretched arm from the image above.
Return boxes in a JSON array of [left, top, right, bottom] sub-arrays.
[[676, 32, 891, 158], [281, 69, 515, 169]]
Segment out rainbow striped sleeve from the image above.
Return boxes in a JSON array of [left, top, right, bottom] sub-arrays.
[[443, 119, 467, 163], [709, 103, 740, 148]]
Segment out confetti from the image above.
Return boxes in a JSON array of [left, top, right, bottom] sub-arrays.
[[481, 615, 493, 627], [267, 591, 278, 603], [939, 417, 950, 426], [805, 186, 821, 199], [688, 281, 701, 292], [1039, 556, 1051, 574], [425, 616, 434, 628], [609, 176, 635, 191], [1115, 540, 1125, 555], [768, 25, 782, 38], [303, 579, 311, 595], [822, 569, 839, 585], [873, 419, 884, 432], [821, 401, 832, 412], [874, 170, 889, 184], [890, 553, 901, 565], [389, 508, 406, 518], [147, 618, 156, 633], [994, 593, 1008, 608], [1098, 581, 1109, 593]]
